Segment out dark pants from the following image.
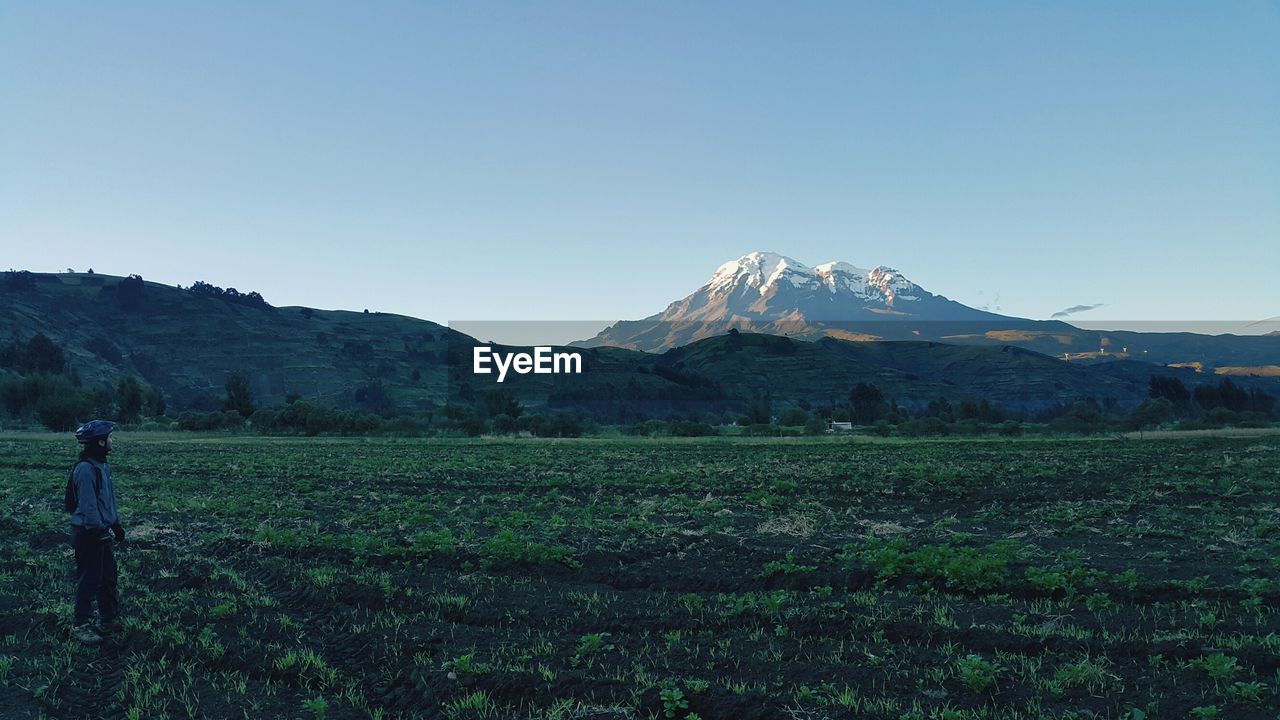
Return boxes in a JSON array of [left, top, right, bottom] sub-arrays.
[[70, 527, 118, 625]]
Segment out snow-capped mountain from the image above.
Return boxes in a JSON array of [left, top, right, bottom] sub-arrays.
[[578, 251, 1018, 351]]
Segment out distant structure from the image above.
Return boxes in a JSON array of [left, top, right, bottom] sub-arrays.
[[827, 420, 853, 432]]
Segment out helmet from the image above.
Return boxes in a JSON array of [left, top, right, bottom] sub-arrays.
[[75, 420, 118, 443]]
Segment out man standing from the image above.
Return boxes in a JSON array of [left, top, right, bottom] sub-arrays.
[[67, 420, 125, 645]]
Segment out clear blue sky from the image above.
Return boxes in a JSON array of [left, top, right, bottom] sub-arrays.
[[3, 1, 1277, 334]]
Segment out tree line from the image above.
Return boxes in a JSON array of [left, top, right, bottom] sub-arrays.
[[0, 334, 165, 431], [3, 332, 1276, 438]]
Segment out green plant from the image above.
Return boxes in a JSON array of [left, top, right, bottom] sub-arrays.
[[954, 655, 1000, 692], [571, 633, 614, 665], [443, 690, 498, 720], [208, 602, 236, 619], [478, 529, 579, 568], [1173, 576, 1211, 594], [412, 528, 457, 555], [275, 650, 299, 673], [757, 552, 817, 579], [1054, 656, 1112, 693], [1112, 569, 1141, 591], [1225, 680, 1266, 703], [443, 653, 493, 675], [660, 687, 689, 718], [301, 695, 327, 720], [1190, 653, 1241, 683], [1084, 592, 1112, 610], [850, 538, 1017, 592], [684, 679, 710, 695]]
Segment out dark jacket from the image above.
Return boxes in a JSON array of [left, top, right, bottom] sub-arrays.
[[69, 458, 118, 530]]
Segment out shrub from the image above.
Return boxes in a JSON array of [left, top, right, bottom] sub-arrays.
[[36, 390, 93, 431], [777, 407, 808, 426], [478, 530, 578, 568], [224, 373, 256, 418], [0, 373, 92, 430], [537, 411, 585, 438], [954, 655, 1000, 692], [177, 410, 245, 432], [670, 420, 717, 437], [898, 417, 951, 437], [757, 553, 817, 579], [998, 420, 1022, 436], [804, 416, 828, 435], [849, 538, 1019, 593]]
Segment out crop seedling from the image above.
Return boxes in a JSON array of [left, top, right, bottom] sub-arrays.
[[1225, 680, 1266, 703], [571, 633, 614, 666], [478, 529, 580, 569], [954, 655, 1000, 693], [302, 695, 327, 720], [443, 690, 499, 720], [443, 653, 493, 675], [684, 679, 709, 695], [757, 552, 817, 579], [659, 686, 689, 718], [1190, 653, 1241, 684]]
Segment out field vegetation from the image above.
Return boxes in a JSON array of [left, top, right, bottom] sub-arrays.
[[1, 434, 1278, 718]]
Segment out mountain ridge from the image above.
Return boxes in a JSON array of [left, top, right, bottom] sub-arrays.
[[2, 269, 1276, 420], [577, 252, 1280, 368]]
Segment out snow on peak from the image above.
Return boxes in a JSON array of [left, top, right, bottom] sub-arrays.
[[706, 253, 920, 303], [814, 261, 870, 276], [867, 266, 919, 304], [709, 252, 813, 295]]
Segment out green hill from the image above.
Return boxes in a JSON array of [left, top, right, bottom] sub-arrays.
[[0, 271, 459, 413], [3, 270, 1273, 422]]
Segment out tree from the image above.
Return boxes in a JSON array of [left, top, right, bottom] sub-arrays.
[[482, 390, 523, 420], [1052, 399, 1105, 435], [925, 396, 955, 423], [117, 376, 143, 424], [354, 381, 393, 414], [143, 386, 166, 418], [542, 411, 585, 438], [492, 413, 517, 434], [1148, 375, 1190, 413], [1195, 377, 1252, 414], [1127, 397, 1173, 436], [16, 333, 66, 374], [118, 274, 145, 311], [747, 390, 772, 424], [1216, 378, 1250, 413], [726, 327, 743, 352], [803, 416, 827, 436], [778, 407, 808, 426], [36, 392, 91, 432], [849, 383, 887, 425], [223, 373, 256, 418]]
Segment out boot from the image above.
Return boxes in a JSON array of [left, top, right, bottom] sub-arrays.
[[72, 622, 103, 645]]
